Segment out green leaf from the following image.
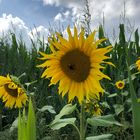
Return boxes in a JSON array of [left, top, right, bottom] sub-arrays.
[[10, 117, 18, 132], [113, 104, 124, 115], [18, 111, 22, 140], [49, 104, 76, 131], [128, 107, 132, 112], [119, 24, 126, 45], [86, 134, 113, 140], [124, 73, 137, 83], [137, 98, 140, 103], [129, 64, 136, 70], [100, 102, 110, 109], [27, 98, 36, 140], [50, 118, 76, 130], [25, 80, 37, 87], [10, 75, 21, 85], [87, 115, 122, 127], [126, 98, 131, 104], [55, 104, 76, 120], [38, 105, 56, 114], [121, 91, 129, 96], [108, 93, 118, 98], [18, 109, 27, 140], [125, 41, 140, 140], [135, 28, 140, 55], [98, 25, 105, 39]]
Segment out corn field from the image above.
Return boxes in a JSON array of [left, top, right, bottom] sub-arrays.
[[0, 22, 139, 140]]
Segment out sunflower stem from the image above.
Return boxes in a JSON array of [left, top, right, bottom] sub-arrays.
[[72, 123, 81, 138], [80, 101, 86, 140], [18, 73, 26, 79], [125, 44, 140, 140], [0, 104, 2, 131]]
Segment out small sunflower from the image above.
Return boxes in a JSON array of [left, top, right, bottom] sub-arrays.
[[93, 103, 102, 116], [38, 26, 113, 103], [136, 58, 140, 71], [115, 80, 125, 90], [0, 75, 28, 108], [85, 101, 102, 116]]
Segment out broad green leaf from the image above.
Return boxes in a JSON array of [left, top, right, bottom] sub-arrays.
[[113, 104, 124, 115], [50, 118, 76, 130], [38, 105, 56, 114], [126, 98, 131, 104], [18, 109, 27, 140], [121, 91, 129, 96], [10, 117, 18, 132], [86, 134, 113, 140], [87, 115, 122, 127], [18, 111, 22, 140], [126, 39, 140, 140], [27, 98, 36, 140], [55, 104, 76, 120]]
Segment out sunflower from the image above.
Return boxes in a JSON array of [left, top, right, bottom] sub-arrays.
[[85, 100, 102, 116], [93, 103, 102, 116], [136, 58, 140, 71], [38, 26, 113, 103], [0, 75, 28, 108], [115, 80, 125, 90]]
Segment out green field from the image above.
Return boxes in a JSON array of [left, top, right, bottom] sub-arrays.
[[0, 23, 139, 140]]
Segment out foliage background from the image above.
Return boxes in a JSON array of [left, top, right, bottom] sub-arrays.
[[0, 6, 139, 139]]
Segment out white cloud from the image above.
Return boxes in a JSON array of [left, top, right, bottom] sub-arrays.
[[63, 10, 70, 18], [29, 25, 49, 44], [43, 0, 139, 36], [0, 14, 49, 50], [54, 10, 72, 23], [54, 13, 63, 21], [0, 13, 31, 48], [43, 0, 82, 17], [43, 0, 59, 6], [43, 0, 80, 8], [43, 0, 138, 19]]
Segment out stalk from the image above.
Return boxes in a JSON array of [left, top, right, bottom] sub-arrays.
[[125, 45, 140, 140], [0, 105, 2, 131], [80, 102, 86, 140]]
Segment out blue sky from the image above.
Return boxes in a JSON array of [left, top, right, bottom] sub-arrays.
[[0, 0, 64, 27], [0, 0, 139, 30], [0, 0, 139, 47]]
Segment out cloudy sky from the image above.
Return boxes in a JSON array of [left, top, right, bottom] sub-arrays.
[[0, 0, 139, 46]]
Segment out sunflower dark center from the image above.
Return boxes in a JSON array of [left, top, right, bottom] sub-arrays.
[[118, 83, 123, 87], [60, 49, 91, 82], [4, 84, 18, 97]]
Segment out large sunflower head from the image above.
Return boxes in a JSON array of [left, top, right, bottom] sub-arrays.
[[0, 75, 28, 108], [38, 26, 113, 103]]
